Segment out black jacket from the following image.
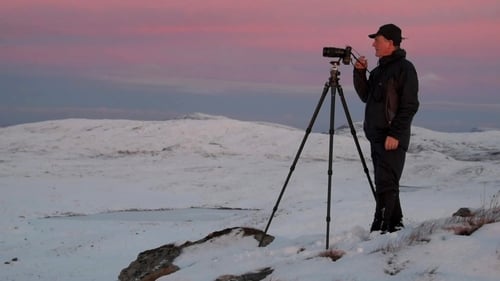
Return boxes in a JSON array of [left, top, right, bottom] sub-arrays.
[[353, 48, 419, 150]]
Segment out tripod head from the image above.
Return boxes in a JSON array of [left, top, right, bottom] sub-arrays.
[[329, 60, 341, 85], [330, 60, 340, 71]]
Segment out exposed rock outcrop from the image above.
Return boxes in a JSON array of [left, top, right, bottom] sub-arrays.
[[118, 227, 274, 281]]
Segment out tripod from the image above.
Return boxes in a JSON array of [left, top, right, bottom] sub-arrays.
[[259, 60, 376, 250]]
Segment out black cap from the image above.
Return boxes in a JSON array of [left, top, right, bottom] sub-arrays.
[[368, 23, 404, 46]]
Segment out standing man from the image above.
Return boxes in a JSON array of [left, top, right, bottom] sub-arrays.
[[353, 24, 419, 233]]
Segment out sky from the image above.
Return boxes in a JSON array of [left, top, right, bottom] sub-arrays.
[[1, 116, 499, 280], [1, 0, 500, 132]]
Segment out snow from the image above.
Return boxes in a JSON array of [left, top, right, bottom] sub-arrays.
[[1, 113, 499, 281]]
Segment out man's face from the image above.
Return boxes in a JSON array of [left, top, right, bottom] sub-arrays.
[[372, 35, 395, 57]]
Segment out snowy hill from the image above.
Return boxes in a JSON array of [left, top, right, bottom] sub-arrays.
[[0, 114, 499, 280]]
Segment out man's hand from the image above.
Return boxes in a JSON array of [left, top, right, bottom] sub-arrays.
[[354, 56, 368, 70], [385, 136, 399, 150]]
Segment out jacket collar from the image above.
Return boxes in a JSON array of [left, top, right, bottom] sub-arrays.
[[379, 48, 406, 66]]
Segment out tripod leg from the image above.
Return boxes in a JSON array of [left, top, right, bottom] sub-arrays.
[[336, 85, 376, 200], [259, 81, 331, 247], [325, 83, 336, 250]]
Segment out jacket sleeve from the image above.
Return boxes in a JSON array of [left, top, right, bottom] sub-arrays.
[[353, 68, 369, 103], [388, 61, 419, 140]]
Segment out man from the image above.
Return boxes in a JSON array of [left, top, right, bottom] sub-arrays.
[[353, 24, 419, 233]]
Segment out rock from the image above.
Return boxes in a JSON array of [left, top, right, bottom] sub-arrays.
[[215, 267, 274, 281], [118, 227, 274, 281], [452, 207, 473, 217], [118, 244, 181, 281]]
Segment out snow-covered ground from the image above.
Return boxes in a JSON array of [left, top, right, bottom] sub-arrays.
[[1, 113, 499, 281]]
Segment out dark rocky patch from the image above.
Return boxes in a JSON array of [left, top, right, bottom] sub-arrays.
[[119, 227, 274, 281]]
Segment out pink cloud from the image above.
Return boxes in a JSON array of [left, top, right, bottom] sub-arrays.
[[2, 0, 499, 90]]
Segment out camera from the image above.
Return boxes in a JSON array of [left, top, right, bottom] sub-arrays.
[[322, 46, 352, 65]]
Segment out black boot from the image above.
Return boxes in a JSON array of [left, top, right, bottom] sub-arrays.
[[380, 192, 398, 233], [370, 217, 382, 232], [390, 193, 404, 231], [370, 195, 383, 232]]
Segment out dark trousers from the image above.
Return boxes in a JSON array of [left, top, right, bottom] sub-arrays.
[[370, 142, 406, 232]]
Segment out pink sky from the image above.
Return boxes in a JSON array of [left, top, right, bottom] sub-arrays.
[[1, 0, 500, 130], [3, 1, 499, 78]]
